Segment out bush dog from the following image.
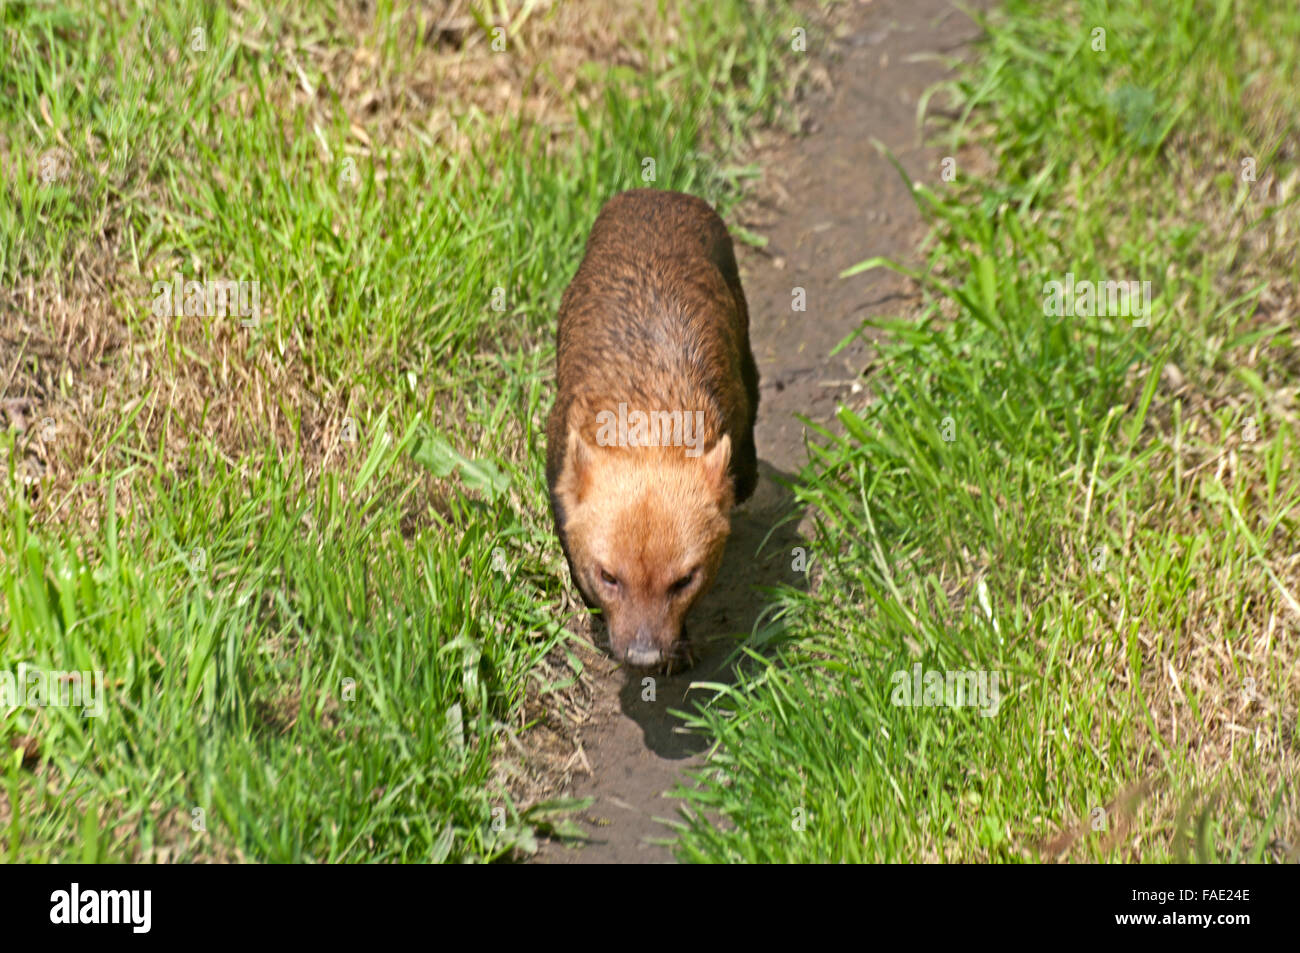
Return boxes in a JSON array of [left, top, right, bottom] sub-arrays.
[[546, 189, 759, 670]]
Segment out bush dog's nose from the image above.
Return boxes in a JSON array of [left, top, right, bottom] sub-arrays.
[[624, 639, 662, 668]]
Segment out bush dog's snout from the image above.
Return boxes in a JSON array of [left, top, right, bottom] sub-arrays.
[[546, 189, 760, 670]]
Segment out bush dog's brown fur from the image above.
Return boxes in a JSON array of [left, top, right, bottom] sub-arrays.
[[546, 189, 759, 670]]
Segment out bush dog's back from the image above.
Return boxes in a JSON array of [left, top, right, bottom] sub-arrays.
[[546, 189, 759, 669]]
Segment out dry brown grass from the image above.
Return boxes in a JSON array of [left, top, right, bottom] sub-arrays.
[[1040, 126, 1300, 860]]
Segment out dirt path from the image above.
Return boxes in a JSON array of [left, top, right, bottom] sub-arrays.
[[536, 0, 986, 864]]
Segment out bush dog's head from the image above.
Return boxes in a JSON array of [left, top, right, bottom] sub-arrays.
[[555, 426, 734, 669]]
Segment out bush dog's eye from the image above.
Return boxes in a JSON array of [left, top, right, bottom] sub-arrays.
[[669, 571, 696, 594], [600, 568, 619, 587]]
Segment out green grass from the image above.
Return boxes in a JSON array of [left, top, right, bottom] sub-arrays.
[[7, 0, 1294, 866], [4, 432, 564, 861], [671, 0, 1300, 862], [0, 0, 797, 862]]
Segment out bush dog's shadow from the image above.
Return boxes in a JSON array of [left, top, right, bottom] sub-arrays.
[[609, 459, 806, 758]]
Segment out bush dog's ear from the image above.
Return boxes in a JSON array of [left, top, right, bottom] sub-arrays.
[[701, 434, 731, 503], [564, 426, 595, 504]]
